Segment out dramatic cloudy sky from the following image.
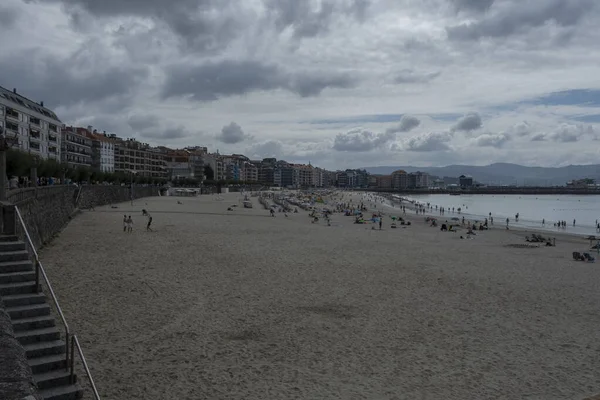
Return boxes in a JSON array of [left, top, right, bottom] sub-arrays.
[[2, 0, 600, 169]]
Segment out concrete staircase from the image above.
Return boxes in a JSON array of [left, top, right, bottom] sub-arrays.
[[0, 235, 83, 400]]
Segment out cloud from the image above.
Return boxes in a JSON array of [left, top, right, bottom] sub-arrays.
[[128, 114, 161, 132], [452, 113, 483, 132], [0, 42, 147, 109], [386, 115, 421, 133], [162, 60, 357, 101], [247, 140, 285, 159], [508, 121, 533, 137], [332, 128, 395, 152], [393, 70, 441, 84], [450, 0, 495, 14], [403, 132, 454, 152], [447, 0, 594, 41], [216, 122, 250, 144], [0, 5, 18, 29], [141, 126, 190, 140], [530, 124, 595, 143], [475, 133, 509, 147], [265, 0, 369, 39]]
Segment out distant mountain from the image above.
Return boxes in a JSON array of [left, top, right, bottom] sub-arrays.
[[363, 163, 600, 186]]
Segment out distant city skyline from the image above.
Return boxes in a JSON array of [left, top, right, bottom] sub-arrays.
[[1, 0, 600, 170]]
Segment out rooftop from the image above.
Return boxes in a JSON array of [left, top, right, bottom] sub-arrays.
[[0, 85, 61, 122]]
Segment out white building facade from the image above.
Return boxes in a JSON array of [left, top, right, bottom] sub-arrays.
[[0, 86, 62, 160]]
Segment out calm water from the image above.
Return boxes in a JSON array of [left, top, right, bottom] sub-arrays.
[[399, 194, 600, 236]]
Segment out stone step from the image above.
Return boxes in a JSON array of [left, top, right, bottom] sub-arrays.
[[38, 383, 83, 400], [0, 250, 30, 262], [1, 292, 46, 307], [29, 353, 67, 374], [15, 326, 61, 345], [0, 270, 35, 284], [0, 280, 39, 295], [12, 314, 56, 332], [24, 339, 66, 358], [0, 235, 19, 242], [34, 370, 76, 391], [7, 302, 51, 319], [0, 259, 34, 274], [0, 240, 26, 251]]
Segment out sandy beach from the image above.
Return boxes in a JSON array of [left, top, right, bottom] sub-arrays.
[[39, 191, 600, 399]]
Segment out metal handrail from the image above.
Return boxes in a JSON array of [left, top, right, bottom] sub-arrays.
[[71, 335, 101, 399], [13, 205, 100, 399]]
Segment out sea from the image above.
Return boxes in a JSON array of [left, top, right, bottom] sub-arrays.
[[388, 194, 600, 236]]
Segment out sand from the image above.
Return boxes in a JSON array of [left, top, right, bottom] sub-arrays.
[[39, 192, 600, 400]]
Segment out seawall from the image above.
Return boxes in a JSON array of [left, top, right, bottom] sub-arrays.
[[9, 185, 158, 248]]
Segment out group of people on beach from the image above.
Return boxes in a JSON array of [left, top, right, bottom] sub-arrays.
[[122, 210, 153, 233]]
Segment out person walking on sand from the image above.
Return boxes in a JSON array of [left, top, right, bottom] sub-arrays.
[[123, 215, 127, 232], [379, 217, 382, 230], [142, 209, 153, 232], [127, 215, 133, 233], [573, 219, 576, 227]]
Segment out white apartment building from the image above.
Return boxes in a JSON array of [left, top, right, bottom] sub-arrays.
[[88, 130, 115, 173], [0, 86, 62, 160]]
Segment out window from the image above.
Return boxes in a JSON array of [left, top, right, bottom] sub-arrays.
[[30, 117, 40, 126], [5, 122, 18, 132], [49, 124, 57, 132]]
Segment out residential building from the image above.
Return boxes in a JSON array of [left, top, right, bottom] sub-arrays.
[[164, 149, 193, 180], [61, 126, 93, 168], [86, 128, 115, 173], [114, 138, 166, 179], [377, 175, 393, 189], [0, 86, 62, 160], [391, 169, 408, 189], [241, 161, 259, 182], [459, 175, 474, 188], [408, 171, 429, 188]]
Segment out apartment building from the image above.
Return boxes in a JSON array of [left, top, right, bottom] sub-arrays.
[[85, 128, 115, 173], [61, 126, 93, 168], [114, 138, 166, 179], [0, 86, 62, 160], [408, 171, 429, 188], [241, 161, 259, 182], [391, 169, 408, 189]]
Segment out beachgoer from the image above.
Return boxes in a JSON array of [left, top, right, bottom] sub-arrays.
[[143, 210, 153, 231], [127, 216, 133, 233], [123, 215, 127, 232], [573, 219, 576, 227], [379, 218, 382, 230]]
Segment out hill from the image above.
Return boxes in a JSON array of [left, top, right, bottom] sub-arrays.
[[363, 163, 600, 186]]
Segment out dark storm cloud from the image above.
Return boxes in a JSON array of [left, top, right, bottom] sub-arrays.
[[452, 113, 483, 132], [386, 115, 421, 134], [332, 128, 394, 152], [0, 48, 147, 109], [216, 122, 250, 144], [162, 60, 358, 101], [447, 0, 595, 41], [265, 0, 370, 39], [28, 0, 240, 51]]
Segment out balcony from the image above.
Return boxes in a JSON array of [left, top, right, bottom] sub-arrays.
[[49, 146, 58, 154], [29, 119, 40, 127], [29, 130, 41, 140], [5, 122, 19, 133], [29, 141, 40, 151], [6, 109, 19, 121], [49, 135, 58, 142]]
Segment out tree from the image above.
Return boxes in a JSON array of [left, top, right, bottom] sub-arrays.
[[204, 165, 214, 180]]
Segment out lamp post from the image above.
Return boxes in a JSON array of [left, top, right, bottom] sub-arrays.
[[129, 169, 137, 206]]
